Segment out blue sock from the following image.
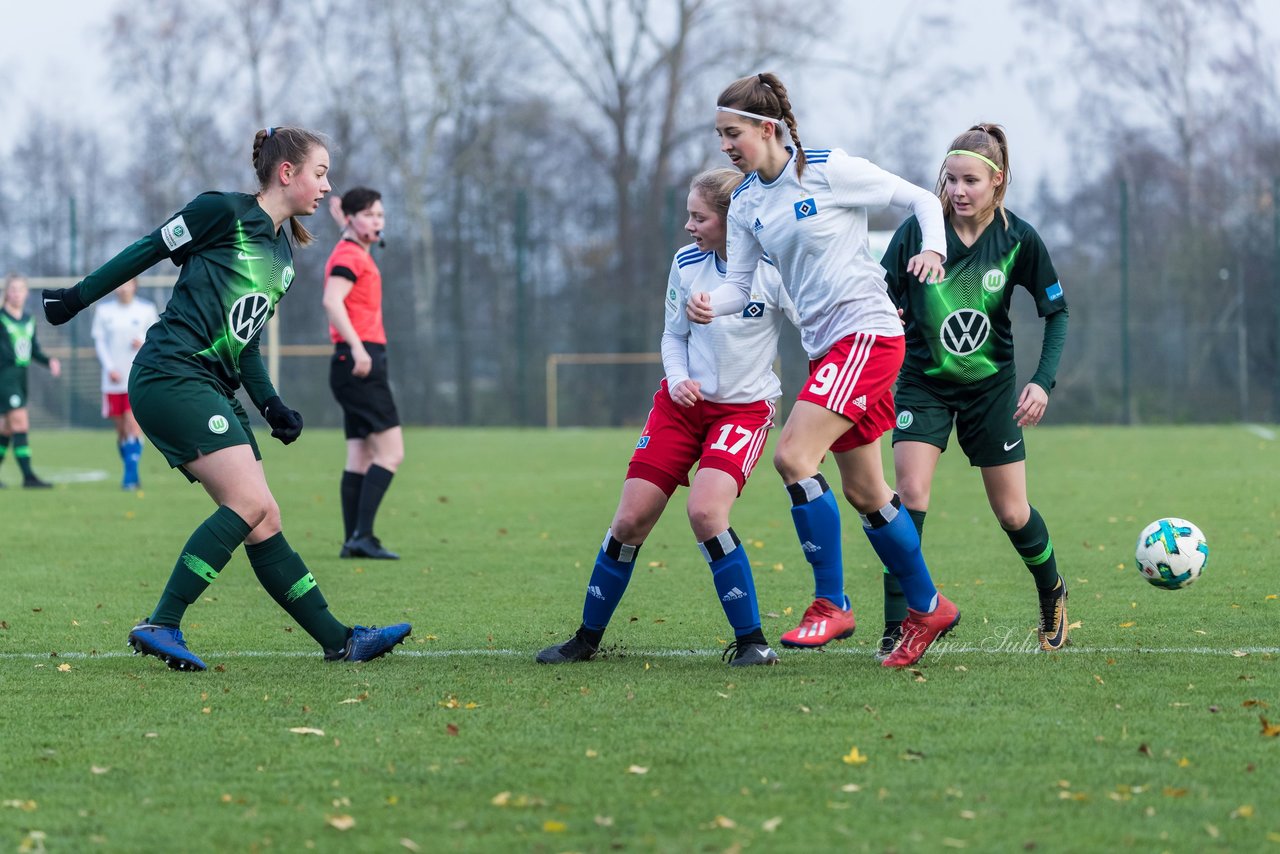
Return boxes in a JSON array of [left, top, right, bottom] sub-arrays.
[[700, 528, 761, 636], [862, 494, 938, 613], [122, 437, 142, 485], [787, 474, 845, 607], [580, 530, 639, 632]]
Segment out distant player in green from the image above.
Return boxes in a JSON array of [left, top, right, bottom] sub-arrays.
[[881, 124, 1070, 653], [0, 274, 61, 488], [41, 127, 412, 671]]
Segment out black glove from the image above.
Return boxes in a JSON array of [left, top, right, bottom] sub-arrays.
[[42, 287, 88, 326], [261, 395, 304, 445]]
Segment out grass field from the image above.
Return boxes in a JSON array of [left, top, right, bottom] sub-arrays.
[[1, 424, 1277, 852]]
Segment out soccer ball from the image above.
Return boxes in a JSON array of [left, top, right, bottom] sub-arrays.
[[1135, 518, 1208, 590]]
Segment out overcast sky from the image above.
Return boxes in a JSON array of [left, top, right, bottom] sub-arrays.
[[3, 2, 1276, 196]]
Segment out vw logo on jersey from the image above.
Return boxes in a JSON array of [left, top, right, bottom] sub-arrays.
[[897, 411, 914, 429], [742, 300, 765, 319], [940, 308, 991, 355], [228, 293, 272, 343], [982, 269, 1007, 293], [281, 265, 295, 293], [794, 198, 818, 220], [208, 414, 230, 434]]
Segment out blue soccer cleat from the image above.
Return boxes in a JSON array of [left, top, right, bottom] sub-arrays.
[[326, 623, 412, 662], [127, 623, 207, 671]]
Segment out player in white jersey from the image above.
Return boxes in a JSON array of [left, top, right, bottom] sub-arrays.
[[91, 278, 159, 489], [538, 168, 798, 668], [688, 72, 960, 668]]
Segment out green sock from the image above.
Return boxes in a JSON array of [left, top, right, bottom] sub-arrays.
[[1008, 505, 1060, 590], [246, 532, 349, 653], [150, 506, 252, 626], [882, 508, 925, 623]]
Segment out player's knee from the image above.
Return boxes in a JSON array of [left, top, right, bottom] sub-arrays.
[[686, 501, 728, 541], [895, 476, 930, 511], [992, 501, 1029, 531]]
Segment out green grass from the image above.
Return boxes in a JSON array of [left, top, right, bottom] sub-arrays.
[[2, 425, 1278, 852]]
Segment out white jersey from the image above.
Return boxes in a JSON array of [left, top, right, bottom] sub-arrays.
[[91, 296, 159, 393], [662, 243, 798, 404], [717, 147, 945, 359]]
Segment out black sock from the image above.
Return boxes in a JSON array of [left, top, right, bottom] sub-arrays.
[[735, 627, 767, 646], [340, 471, 364, 542], [246, 532, 350, 652], [0, 433, 9, 472], [354, 464, 394, 538], [12, 432, 36, 480], [577, 624, 604, 648]]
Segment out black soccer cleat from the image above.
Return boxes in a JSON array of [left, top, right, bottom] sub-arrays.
[[23, 477, 54, 489], [722, 640, 779, 667], [536, 631, 598, 664], [341, 533, 399, 560]]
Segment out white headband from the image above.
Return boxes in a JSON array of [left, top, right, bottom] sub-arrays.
[[716, 105, 783, 127]]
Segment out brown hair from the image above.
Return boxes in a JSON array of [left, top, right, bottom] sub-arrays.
[[689, 168, 745, 223], [937, 123, 1010, 228], [717, 72, 806, 180], [3, 273, 27, 297], [251, 127, 329, 246]]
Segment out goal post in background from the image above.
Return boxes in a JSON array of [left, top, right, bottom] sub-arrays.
[[545, 352, 661, 429]]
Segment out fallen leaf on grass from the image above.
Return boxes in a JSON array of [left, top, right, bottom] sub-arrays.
[[1177, 757, 1191, 767], [289, 727, 325, 736], [445, 724, 459, 736], [1242, 699, 1269, 708], [710, 815, 736, 829], [840, 784, 862, 793], [57, 664, 72, 672], [1232, 650, 1249, 658], [339, 693, 369, 704], [1260, 716, 1280, 737], [2, 800, 37, 811], [326, 815, 356, 831], [90, 766, 110, 775], [1138, 744, 1153, 757], [594, 815, 614, 827], [842, 747, 869, 765], [543, 820, 567, 832], [1231, 804, 1254, 819], [1118, 622, 1135, 628], [399, 839, 420, 852], [626, 765, 649, 775], [1162, 787, 1188, 798], [762, 816, 783, 832]]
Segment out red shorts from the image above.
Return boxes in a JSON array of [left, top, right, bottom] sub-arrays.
[[798, 332, 903, 453], [626, 380, 776, 496], [103, 392, 132, 418]]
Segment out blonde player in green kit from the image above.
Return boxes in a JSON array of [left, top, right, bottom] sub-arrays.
[[41, 127, 411, 671], [881, 124, 1070, 654]]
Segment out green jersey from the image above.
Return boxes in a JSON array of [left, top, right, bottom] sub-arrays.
[[883, 210, 1066, 385], [0, 310, 50, 370], [130, 192, 294, 403]]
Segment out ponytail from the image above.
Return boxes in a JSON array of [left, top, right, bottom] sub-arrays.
[[252, 126, 329, 246], [717, 72, 807, 179], [937, 123, 1010, 228]]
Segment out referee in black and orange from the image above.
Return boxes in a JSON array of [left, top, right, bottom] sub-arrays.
[[323, 187, 403, 560]]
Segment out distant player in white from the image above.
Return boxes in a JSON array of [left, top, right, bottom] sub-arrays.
[[538, 168, 798, 668], [687, 71, 957, 668], [91, 277, 158, 489]]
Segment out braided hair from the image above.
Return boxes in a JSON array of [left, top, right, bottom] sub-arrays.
[[717, 72, 806, 179], [251, 126, 329, 246]]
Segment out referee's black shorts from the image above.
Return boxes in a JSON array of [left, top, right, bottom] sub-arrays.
[[329, 342, 401, 440]]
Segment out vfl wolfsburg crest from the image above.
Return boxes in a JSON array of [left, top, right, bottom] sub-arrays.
[[281, 265, 295, 293], [897, 411, 914, 429], [229, 293, 272, 343], [982, 269, 1007, 293], [208, 414, 230, 434], [940, 308, 991, 356]]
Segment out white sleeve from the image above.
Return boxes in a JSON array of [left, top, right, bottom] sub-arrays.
[[662, 257, 691, 387], [888, 179, 947, 260], [826, 149, 899, 209], [707, 207, 760, 316], [91, 309, 114, 372], [763, 264, 800, 327]]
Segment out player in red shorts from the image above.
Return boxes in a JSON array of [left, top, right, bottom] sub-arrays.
[[537, 168, 797, 667], [91, 277, 159, 489], [689, 73, 960, 667]]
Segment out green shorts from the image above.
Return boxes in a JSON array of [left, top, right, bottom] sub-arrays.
[[0, 367, 28, 414], [892, 368, 1026, 468], [129, 364, 262, 483]]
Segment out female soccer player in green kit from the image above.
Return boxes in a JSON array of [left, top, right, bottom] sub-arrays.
[[41, 127, 411, 671], [880, 124, 1069, 654], [0, 274, 60, 488]]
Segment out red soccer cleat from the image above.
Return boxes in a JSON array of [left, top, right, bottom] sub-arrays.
[[881, 594, 960, 668], [779, 597, 856, 648]]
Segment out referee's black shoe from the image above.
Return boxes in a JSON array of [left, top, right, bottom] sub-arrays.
[[342, 532, 399, 560]]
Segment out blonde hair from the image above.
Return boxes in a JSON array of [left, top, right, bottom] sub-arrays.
[[689, 168, 745, 222], [937, 123, 1010, 228], [251, 127, 329, 246], [717, 72, 806, 179]]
